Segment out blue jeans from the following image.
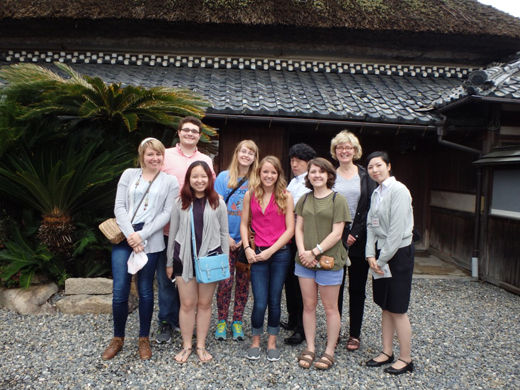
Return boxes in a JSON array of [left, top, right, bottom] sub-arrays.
[[111, 240, 159, 337], [156, 236, 180, 328], [250, 246, 290, 336]]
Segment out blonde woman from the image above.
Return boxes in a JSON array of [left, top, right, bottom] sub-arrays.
[[330, 130, 376, 352], [241, 156, 295, 361], [101, 138, 178, 361], [214, 140, 259, 341]]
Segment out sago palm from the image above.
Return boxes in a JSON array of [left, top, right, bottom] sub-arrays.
[[0, 62, 216, 155], [0, 140, 132, 255]]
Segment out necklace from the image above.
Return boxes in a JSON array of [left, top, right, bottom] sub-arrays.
[[134, 172, 150, 212]]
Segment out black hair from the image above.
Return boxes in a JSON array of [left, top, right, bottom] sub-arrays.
[[365, 151, 391, 167], [288, 143, 317, 162]]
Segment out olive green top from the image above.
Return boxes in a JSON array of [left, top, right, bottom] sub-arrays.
[[295, 191, 351, 271]]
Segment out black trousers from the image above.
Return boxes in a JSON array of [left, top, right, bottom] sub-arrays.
[[338, 253, 369, 339], [283, 241, 303, 332]]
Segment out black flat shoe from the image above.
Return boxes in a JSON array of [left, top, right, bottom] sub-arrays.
[[365, 351, 394, 367], [284, 331, 305, 345], [384, 359, 414, 375]]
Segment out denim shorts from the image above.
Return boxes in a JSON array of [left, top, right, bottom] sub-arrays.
[[294, 263, 344, 286]]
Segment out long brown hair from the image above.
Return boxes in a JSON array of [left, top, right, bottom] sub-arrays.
[[180, 161, 220, 210], [251, 155, 288, 214]]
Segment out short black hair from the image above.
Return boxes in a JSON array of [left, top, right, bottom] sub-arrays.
[[365, 151, 390, 167], [288, 143, 316, 162]]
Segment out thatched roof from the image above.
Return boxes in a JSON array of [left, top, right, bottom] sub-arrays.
[[2, 0, 520, 38]]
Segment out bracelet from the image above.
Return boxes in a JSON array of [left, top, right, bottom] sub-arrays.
[[244, 246, 251, 251], [316, 244, 324, 254]]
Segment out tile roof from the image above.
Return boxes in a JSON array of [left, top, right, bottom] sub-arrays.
[[0, 50, 487, 126], [432, 57, 520, 109]]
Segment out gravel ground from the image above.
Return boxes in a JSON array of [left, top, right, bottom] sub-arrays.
[[0, 278, 519, 390]]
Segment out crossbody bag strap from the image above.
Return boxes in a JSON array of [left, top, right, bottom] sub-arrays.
[[130, 170, 160, 224], [224, 176, 247, 204], [189, 206, 199, 263]]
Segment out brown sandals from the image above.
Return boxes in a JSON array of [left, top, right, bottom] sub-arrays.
[[297, 350, 315, 369], [314, 353, 334, 370]]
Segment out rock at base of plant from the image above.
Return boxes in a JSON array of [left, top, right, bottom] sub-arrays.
[[0, 283, 58, 314]]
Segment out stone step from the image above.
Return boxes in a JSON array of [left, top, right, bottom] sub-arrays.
[[64, 277, 113, 295], [56, 293, 138, 314]]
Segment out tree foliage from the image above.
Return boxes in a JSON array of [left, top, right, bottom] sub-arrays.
[[0, 62, 215, 286]]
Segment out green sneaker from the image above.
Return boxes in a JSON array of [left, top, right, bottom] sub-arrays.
[[232, 321, 244, 341], [215, 320, 227, 340]]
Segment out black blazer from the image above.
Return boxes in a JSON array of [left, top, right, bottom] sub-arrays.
[[342, 165, 377, 258]]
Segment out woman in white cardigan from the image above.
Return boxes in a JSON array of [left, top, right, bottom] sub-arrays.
[[364, 151, 415, 376], [167, 160, 229, 363], [102, 138, 178, 361]]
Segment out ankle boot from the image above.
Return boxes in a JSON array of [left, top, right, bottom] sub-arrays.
[[101, 337, 124, 360], [138, 337, 152, 360]]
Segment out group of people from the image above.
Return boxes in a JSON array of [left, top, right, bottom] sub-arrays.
[[101, 116, 416, 376]]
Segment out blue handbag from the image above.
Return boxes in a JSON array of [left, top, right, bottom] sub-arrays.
[[190, 206, 230, 284]]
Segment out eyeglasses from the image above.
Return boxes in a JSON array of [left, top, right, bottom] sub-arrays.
[[180, 128, 200, 134], [336, 145, 354, 152]]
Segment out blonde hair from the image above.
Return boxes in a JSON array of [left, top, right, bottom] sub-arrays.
[[330, 130, 362, 161], [138, 138, 165, 167], [251, 155, 288, 214], [227, 140, 259, 188]]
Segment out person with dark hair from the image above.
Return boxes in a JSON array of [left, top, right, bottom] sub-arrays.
[[364, 151, 415, 375], [166, 160, 229, 363], [294, 157, 351, 370], [155, 116, 215, 344], [282, 143, 317, 346], [101, 138, 178, 361], [330, 130, 377, 352]]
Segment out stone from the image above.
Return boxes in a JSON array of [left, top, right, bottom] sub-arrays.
[[0, 283, 58, 315], [56, 293, 138, 314], [64, 277, 113, 295]]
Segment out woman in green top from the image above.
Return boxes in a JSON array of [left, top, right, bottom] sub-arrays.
[[294, 158, 351, 370]]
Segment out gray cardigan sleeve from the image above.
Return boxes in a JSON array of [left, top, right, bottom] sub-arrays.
[[114, 169, 136, 238], [365, 201, 376, 259], [166, 200, 181, 268]]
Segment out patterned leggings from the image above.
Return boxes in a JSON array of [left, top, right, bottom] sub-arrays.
[[216, 249, 250, 322]]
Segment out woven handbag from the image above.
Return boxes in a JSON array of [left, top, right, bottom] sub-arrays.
[[99, 170, 160, 244], [99, 218, 125, 244]]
